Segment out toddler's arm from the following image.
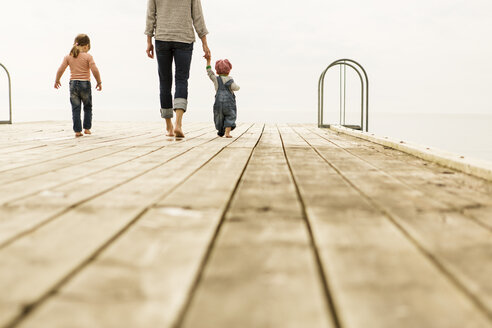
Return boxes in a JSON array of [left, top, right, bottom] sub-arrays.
[[54, 57, 68, 89], [230, 80, 240, 92], [206, 57, 218, 89]]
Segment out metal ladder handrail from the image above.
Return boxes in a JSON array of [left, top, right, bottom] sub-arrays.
[[318, 59, 368, 130], [318, 59, 369, 131], [0, 63, 12, 124], [319, 61, 364, 130]]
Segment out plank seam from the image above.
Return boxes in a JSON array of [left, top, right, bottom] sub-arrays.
[[279, 125, 342, 328]]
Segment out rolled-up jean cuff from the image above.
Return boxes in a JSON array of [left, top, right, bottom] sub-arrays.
[[160, 108, 174, 119], [174, 98, 188, 112]]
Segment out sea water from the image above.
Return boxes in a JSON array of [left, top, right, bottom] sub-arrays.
[[368, 113, 492, 163]]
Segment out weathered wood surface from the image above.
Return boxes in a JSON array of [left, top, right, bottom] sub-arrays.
[[0, 121, 490, 328], [180, 125, 332, 328]]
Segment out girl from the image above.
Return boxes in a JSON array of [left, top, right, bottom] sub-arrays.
[[54, 34, 102, 137], [206, 58, 240, 138]]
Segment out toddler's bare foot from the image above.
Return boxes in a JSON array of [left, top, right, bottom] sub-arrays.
[[75, 132, 83, 137], [174, 126, 185, 138], [224, 127, 232, 138], [84, 129, 91, 135]]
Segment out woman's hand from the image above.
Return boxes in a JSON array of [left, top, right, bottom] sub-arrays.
[[147, 43, 154, 59], [203, 43, 211, 60], [146, 35, 154, 59], [200, 35, 211, 60]]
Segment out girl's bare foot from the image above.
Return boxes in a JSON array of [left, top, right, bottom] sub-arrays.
[[84, 129, 91, 135], [75, 132, 83, 137], [226, 135, 233, 138], [174, 126, 185, 138]]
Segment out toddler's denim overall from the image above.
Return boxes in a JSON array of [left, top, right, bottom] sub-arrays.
[[214, 77, 237, 137]]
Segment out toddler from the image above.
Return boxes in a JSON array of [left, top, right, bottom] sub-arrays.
[[54, 34, 102, 137], [206, 57, 240, 137]]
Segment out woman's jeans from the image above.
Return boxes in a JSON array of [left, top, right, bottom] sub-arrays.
[[155, 40, 193, 119], [69, 80, 92, 132]]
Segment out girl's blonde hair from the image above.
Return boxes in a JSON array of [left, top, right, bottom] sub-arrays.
[[70, 34, 91, 58]]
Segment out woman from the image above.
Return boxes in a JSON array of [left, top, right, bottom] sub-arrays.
[[145, 0, 211, 137]]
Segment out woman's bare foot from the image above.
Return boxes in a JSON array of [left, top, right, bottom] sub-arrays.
[[165, 119, 174, 136], [75, 132, 83, 137], [174, 109, 185, 138], [226, 135, 233, 138], [174, 126, 185, 138], [84, 129, 91, 135]]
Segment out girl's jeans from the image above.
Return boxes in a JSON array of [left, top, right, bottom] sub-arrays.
[[155, 40, 193, 119], [69, 80, 92, 132]]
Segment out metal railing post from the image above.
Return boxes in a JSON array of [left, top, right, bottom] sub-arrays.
[[0, 63, 12, 124]]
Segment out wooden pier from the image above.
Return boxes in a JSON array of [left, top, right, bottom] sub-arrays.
[[0, 121, 491, 328]]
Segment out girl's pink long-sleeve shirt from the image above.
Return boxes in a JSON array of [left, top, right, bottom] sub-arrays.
[[58, 53, 97, 81]]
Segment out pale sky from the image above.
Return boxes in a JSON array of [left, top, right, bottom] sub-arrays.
[[1, 0, 492, 124]]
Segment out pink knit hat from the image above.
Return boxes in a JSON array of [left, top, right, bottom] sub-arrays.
[[215, 59, 232, 75]]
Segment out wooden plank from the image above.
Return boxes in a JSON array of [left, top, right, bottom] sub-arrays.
[[0, 146, 123, 182], [310, 126, 492, 205], [0, 126, 214, 206], [0, 122, 207, 173], [464, 205, 492, 230], [0, 122, 70, 150], [280, 125, 491, 327], [0, 121, 189, 159], [0, 133, 154, 174], [180, 124, 333, 328], [0, 131, 154, 170], [0, 122, 208, 171], [0, 122, 146, 153], [309, 126, 492, 230], [0, 124, 253, 328], [0, 127, 217, 247], [295, 125, 492, 320], [15, 124, 264, 328]]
